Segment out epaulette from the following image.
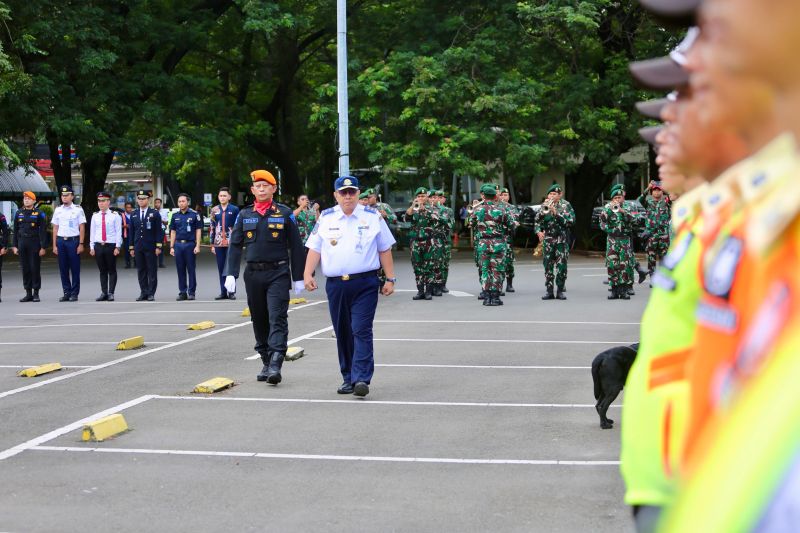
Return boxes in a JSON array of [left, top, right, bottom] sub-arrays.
[[321, 207, 335, 216], [747, 159, 800, 255], [363, 206, 378, 214], [671, 183, 708, 233]]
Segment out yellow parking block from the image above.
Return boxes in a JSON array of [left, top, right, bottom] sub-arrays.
[[289, 297, 307, 305], [241, 307, 251, 317], [187, 321, 215, 331], [193, 377, 235, 394], [82, 414, 129, 442], [17, 363, 62, 377], [285, 346, 305, 361], [117, 336, 144, 350]]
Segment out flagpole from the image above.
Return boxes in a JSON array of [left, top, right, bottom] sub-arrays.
[[337, 0, 350, 177]]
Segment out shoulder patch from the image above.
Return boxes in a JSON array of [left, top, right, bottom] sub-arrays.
[[321, 208, 335, 216], [363, 207, 378, 214]]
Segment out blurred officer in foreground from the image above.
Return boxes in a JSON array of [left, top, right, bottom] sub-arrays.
[[12, 191, 47, 302], [224, 170, 306, 385], [304, 175, 396, 397], [130, 190, 163, 301], [89, 191, 122, 301], [169, 193, 202, 301], [51, 184, 86, 301], [0, 210, 7, 302], [210, 187, 239, 300]]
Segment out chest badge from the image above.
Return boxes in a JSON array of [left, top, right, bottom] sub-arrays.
[[272, 232, 279, 238], [330, 239, 338, 246], [246, 231, 253, 239]]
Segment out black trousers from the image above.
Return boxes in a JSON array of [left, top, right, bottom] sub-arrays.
[[94, 243, 118, 295], [18, 238, 42, 291], [134, 248, 158, 297], [243, 264, 290, 358]]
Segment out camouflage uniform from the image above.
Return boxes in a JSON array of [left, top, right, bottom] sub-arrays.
[[431, 204, 454, 289], [409, 204, 439, 293], [643, 197, 671, 272], [441, 205, 454, 287], [501, 203, 519, 282], [599, 203, 635, 295], [372, 201, 397, 288], [534, 200, 575, 295], [472, 199, 515, 304], [295, 209, 318, 245]]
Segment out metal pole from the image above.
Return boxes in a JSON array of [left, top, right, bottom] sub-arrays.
[[337, 0, 350, 177]]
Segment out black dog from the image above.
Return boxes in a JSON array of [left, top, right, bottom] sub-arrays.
[[591, 343, 639, 429]]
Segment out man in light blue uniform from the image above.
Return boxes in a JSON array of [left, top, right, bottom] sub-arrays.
[[304, 176, 397, 398]]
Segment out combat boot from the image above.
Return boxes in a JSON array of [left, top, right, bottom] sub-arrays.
[[441, 285, 449, 293], [556, 288, 566, 300], [636, 263, 649, 284], [266, 352, 285, 384], [620, 287, 631, 300], [627, 285, 636, 296], [432, 283, 443, 297], [493, 290, 504, 306], [608, 286, 620, 300], [20, 290, 33, 302], [257, 353, 271, 382], [478, 290, 486, 300], [541, 289, 555, 300], [32, 290, 40, 302], [412, 284, 426, 300], [506, 276, 515, 293], [423, 284, 433, 300]]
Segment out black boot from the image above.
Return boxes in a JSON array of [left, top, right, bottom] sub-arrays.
[[493, 290, 503, 306], [621, 286, 631, 300], [482, 293, 491, 306], [542, 289, 555, 300], [608, 286, 620, 300], [20, 290, 33, 303], [257, 353, 271, 382], [412, 284, 426, 300], [432, 283, 443, 297], [506, 277, 515, 293], [441, 285, 449, 293], [32, 290, 40, 302], [636, 263, 649, 284], [556, 288, 566, 300], [266, 352, 285, 384], [627, 284, 635, 296], [478, 290, 486, 300], [423, 284, 433, 300]]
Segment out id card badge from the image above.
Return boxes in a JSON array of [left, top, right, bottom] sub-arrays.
[[146, 221, 152, 230], [69, 217, 76, 230]]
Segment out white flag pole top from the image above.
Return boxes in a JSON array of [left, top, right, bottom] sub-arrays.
[[337, 0, 350, 177]]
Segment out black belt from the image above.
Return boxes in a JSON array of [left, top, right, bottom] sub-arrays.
[[247, 260, 288, 271], [176, 240, 195, 244], [329, 269, 378, 281], [94, 242, 116, 246], [57, 236, 80, 241]]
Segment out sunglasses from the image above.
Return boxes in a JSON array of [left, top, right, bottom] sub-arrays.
[[137, 196, 149, 200], [338, 188, 358, 197]]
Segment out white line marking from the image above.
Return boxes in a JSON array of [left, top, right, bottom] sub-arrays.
[[18, 310, 254, 316], [0, 342, 172, 345], [374, 320, 640, 325], [245, 325, 334, 360], [376, 364, 590, 370], [307, 337, 631, 345], [446, 290, 474, 297], [30, 446, 619, 466], [530, 267, 607, 272], [0, 301, 327, 400], [76, 300, 245, 305], [0, 365, 94, 369], [0, 395, 155, 461], [0, 323, 241, 329], [152, 395, 615, 409]]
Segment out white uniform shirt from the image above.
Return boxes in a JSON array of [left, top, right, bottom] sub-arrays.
[[305, 203, 396, 277], [89, 210, 123, 250], [51, 203, 87, 237]]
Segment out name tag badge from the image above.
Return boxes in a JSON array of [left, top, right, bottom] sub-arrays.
[[146, 221, 151, 230]]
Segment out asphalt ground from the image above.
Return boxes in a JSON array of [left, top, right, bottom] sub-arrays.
[[0, 249, 647, 532]]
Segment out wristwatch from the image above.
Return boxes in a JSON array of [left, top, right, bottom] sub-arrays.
[[385, 277, 397, 283]]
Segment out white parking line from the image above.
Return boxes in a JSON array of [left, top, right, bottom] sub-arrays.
[[530, 267, 606, 272], [307, 337, 630, 345], [0, 323, 241, 329], [374, 320, 640, 325], [0, 300, 328, 400], [0, 395, 156, 461], [244, 325, 334, 360], [18, 310, 253, 316], [30, 446, 620, 466], [376, 364, 590, 370], [0, 365, 94, 369], [0, 342, 172, 345]]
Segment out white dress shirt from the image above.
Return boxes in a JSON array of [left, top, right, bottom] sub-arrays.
[[51, 203, 87, 237], [89, 210, 123, 250], [305, 203, 396, 277]]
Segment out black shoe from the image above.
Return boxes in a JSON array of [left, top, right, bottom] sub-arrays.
[[432, 284, 443, 297], [147, 295, 154, 301], [228, 293, 236, 300], [621, 287, 631, 300], [499, 290, 505, 296], [423, 285, 433, 301], [257, 365, 270, 382], [608, 287, 620, 300], [176, 293, 188, 301], [69, 295, 78, 302], [214, 294, 228, 300], [482, 296, 491, 306], [32, 291, 40, 302], [107, 294, 115, 302], [478, 290, 486, 300], [556, 289, 566, 300], [541, 290, 555, 300], [441, 286, 449, 293], [412, 284, 426, 301], [353, 381, 369, 397], [627, 285, 635, 296], [59, 294, 70, 302], [506, 278, 515, 293], [187, 294, 195, 301], [136, 294, 147, 301], [337, 382, 354, 394], [266, 352, 285, 384], [96, 293, 108, 302], [636, 264, 649, 284], [20, 292, 33, 303], [493, 291, 503, 306]]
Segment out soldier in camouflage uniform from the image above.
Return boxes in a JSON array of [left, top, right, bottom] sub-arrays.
[[429, 190, 454, 295], [364, 188, 397, 291], [405, 187, 438, 300], [600, 186, 635, 300], [534, 184, 574, 300], [293, 195, 319, 245], [470, 184, 515, 306], [637, 182, 672, 275], [498, 188, 520, 293]]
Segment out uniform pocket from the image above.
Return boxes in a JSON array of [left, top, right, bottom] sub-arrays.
[[243, 221, 258, 243]]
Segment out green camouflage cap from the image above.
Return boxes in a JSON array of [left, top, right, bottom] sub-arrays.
[[480, 184, 498, 196], [547, 184, 562, 194]]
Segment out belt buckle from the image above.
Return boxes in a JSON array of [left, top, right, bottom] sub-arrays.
[[342, 274, 350, 281]]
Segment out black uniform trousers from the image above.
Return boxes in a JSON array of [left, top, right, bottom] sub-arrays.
[[135, 248, 158, 297], [94, 243, 118, 295], [18, 238, 42, 291], [243, 262, 290, 357]]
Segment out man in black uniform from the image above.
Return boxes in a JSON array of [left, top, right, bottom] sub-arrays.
[[129, 190, 163, 301], [12, 191, 48, 302], [0, 210, 8, 302], [224, 170, 306, 385]]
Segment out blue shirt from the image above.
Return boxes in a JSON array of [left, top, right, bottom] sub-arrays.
[[169, 209, 202, 242], [305, 204, 396, 277]]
